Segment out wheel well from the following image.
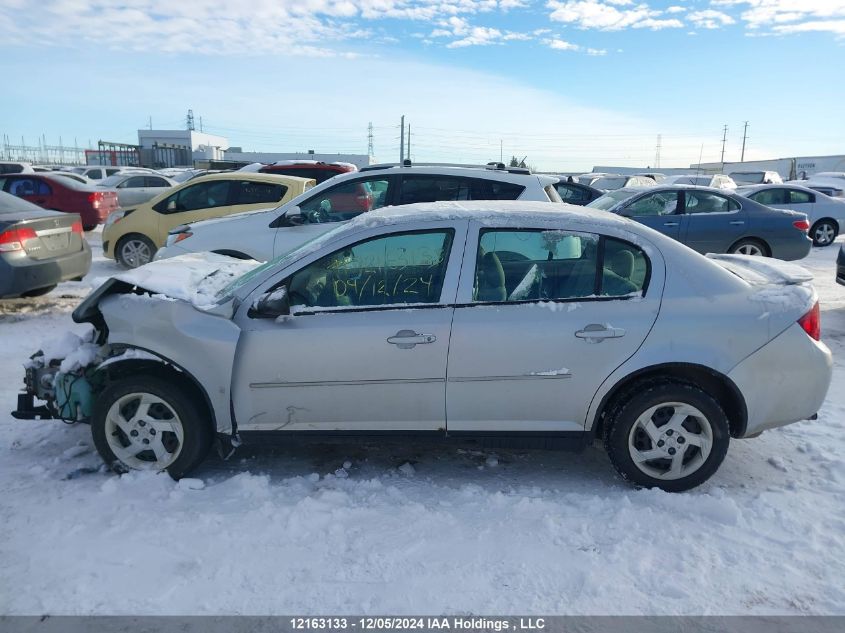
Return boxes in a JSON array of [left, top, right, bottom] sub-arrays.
[[812, 218, 839, 231], [116, 232, 154, 248], [592, 363, 748, 439], [212, 249, 252, 260], [95, 359, 216, 433], [730, 236, 770, 256]]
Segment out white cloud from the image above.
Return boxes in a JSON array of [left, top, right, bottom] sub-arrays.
[[546, 1, 684, 30], [712, 0, 845, 36], [688, 9, 735, 29], [547, 37, 608, 54]]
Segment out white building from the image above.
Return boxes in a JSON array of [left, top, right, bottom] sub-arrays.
[[137, 129, 229, 167], [223, 149, 372, 169]]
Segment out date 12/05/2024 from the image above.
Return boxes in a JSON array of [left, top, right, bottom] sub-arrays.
[[290, 617, 547, 630]]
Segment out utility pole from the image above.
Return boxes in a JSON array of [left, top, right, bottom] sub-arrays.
[[654, 134, 662, 169], [399, 115, 405, 163], [367, 122, 374, 160], [740, 121, 749, 162], [148, 116, 153, 130], [500, 139, 503, 163], [720, 124, 728, 167], [199, 117, 203, 132], [407, 124, 411, 161]]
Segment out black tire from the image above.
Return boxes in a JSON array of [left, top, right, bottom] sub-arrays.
[[604, 380, 730, 492], [21, 284, 57, 297], [115, 234, 156, 268], [91, 376, 213, 479], [728, 238, 768, 257], [810, 219, 838, 247]]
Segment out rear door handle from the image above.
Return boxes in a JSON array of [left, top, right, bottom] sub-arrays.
[[663, 221, 679, 227], [387, 329, 436, 349], [729, 220, 745, 225], [575, 324, 626, 343]]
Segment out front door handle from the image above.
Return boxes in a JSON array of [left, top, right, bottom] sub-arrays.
[[729, 220, 745, 225], [575, 324, 626, 343], [663, 221, 679, 227], [387, 329, 436, 349]]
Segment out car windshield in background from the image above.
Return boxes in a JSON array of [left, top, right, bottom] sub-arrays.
[[215, 223, 351, 301], [592, 176, 627, 190], [586, 189, 636, 211], [98, 174, 128, 187], [730, 173, 764, 184], [44, 174, 90, 190]]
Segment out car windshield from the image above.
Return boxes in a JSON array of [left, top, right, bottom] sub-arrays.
[[98, 174, 129, 187], [730, 173, 764, 184], [215, 223, 351, 301], [591, 176, 627, 190], [586, 189, 636, 211]]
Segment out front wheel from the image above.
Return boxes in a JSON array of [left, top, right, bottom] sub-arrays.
[[91, 377, 212, 479], [604, 381, 730, 492], [810, 220, 838, 247], [116, 234, 156, 268]]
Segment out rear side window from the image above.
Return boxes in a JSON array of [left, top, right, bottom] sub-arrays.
[[122, 176, 146, 188], [749, 189, 787, 205], [8, 178, 50, 196], [788, 189, 814, 204], [556, 183, 589, 203], [473, 230, 649, 302], [146, 177, 171, 188], [233, 180, 286, 205], [398, 175, 525, 204], [684, 191, 739, 213]]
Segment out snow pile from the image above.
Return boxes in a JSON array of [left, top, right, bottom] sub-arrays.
[[26, 326, 101, 372]]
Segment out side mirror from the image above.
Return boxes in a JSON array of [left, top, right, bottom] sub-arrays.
[[167, 200, 177, 212], [253, 287, 290, 318], [286, 208, 305, 226]]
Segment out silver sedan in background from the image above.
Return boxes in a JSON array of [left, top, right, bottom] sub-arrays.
[[738, 183, 845, 246], [15, 201, 831, 492], [97, 172, 176, 208]]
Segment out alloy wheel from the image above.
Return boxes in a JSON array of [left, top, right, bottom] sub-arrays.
[[119, 239, 153, 268], [734, 243, 763, 256], [813, 223, 836, 246], [104, 392, 185, 470]]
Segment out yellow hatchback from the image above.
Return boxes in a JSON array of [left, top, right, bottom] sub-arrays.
[[102, 172, 315, 268]]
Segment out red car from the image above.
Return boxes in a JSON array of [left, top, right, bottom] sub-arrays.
[[0, 173, 119, 230], [258, 161, 373, 214]]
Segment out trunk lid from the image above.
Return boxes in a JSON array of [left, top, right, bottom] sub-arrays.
[[6, 213, 84, 260]]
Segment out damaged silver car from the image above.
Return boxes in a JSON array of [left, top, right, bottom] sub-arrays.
[[13, 201, 833, 491]]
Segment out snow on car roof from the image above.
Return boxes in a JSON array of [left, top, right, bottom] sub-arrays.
[[351, 200, 632, 229]]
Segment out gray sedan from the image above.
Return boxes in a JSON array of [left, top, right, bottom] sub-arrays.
[[14, 201, 831, 492], [738, 183, 845, 246], [97, 173, 176, 208], [588, 185, 812, 260], [0, 191, 91, 298]]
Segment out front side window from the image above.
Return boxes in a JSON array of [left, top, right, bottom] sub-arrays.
[[788, 189, 814, 204], [298, 177, 390, 223], [473, 230, 648, 302], [146, 176, 171, 188], [86, 169, 103, 180], [233, 180, 286, 205], [625, 191, 679, 216], [122, 176, 146, 188], [287, 230, 454, 310], [684, 191, 738, 214], [158, 181, 232, 213]]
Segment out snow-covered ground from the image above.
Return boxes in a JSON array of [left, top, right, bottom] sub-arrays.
[[1, 232, 844, 615]]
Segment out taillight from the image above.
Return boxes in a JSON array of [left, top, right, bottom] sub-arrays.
[[798, 301, 821, 341], [0, 227, 37, 252], [71, 221, 83, 234], [87, 192, 104, 208], [793, 219, 810, 232]]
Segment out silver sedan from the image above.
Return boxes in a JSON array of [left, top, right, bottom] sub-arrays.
[[14, 201, 832, 492], [97, 172, 176, 208]]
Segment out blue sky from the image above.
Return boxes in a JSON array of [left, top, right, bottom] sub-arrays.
[[1, 0, 843, 170]]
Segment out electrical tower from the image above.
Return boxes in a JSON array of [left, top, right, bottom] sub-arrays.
[[186, 109, 195, 131], [654, 134, 662, 168], [367, 122, 374, 160]]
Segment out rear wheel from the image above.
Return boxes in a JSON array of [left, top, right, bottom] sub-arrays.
[[810, 219, 838, 247], [729, 238, 767, 257], [91, 377, 212, 479], [116, 234, 156, 268], [604, 381, 730, 492]]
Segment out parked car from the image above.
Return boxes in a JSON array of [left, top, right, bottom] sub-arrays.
[[553, 178, 603, 205], [575, 172, 612, 186], [587, 186, 811, 260], [102, 172, 315, 268], [13, 201, 831, 492], [70, 166, 128, 181], [590, 174, 657, 192], [48, 172, 92, 186], [0, 173, 119, 230], [787, 178, 845, 199], [258, 160, 358, 184], [738, 183, 845, 246], [0, 161, 35, 175], [97, 173, 176, 208], [0, 191, 91, 298], [635, 173, 666, 182], [729, 171, 783, 185], [837, 244, 845, 286], [661, 174, 737, 189], [158, 162, 562, 263]]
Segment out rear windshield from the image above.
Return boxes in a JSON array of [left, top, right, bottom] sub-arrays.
[[587, 189, 636, 211], [592, 176, 627, 190], [729, 172, 765, 184], [0, 190, 43, 214], [44, 174, 93, 191]]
